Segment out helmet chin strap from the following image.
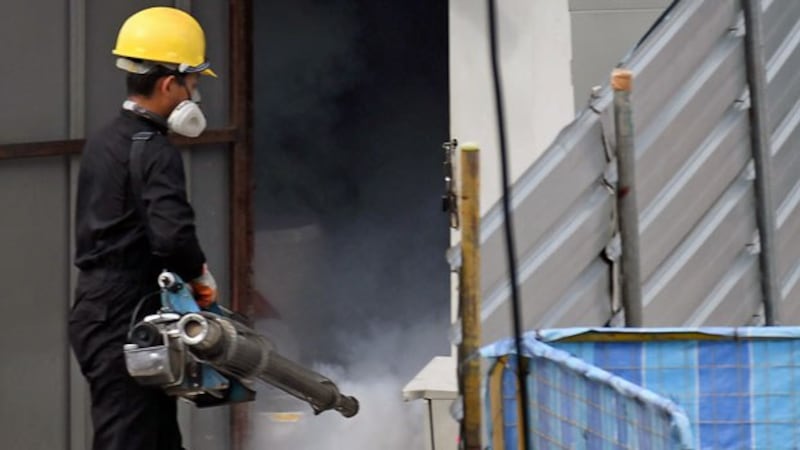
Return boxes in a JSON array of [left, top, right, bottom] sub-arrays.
[[122, 100, 169, 129]]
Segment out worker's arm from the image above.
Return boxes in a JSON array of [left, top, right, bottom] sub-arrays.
[[139, 138, 206, 281]]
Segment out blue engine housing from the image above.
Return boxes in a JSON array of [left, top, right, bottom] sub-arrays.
[[125, 272, 256, 408]]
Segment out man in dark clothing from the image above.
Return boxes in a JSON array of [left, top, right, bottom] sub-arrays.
[[69, 7, 219, 450]]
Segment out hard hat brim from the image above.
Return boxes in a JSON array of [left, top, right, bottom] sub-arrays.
[[115, 56, 217, 78]]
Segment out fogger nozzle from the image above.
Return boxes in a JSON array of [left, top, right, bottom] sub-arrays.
[[177, 313, 359, 418]]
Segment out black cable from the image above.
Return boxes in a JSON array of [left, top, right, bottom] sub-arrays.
[[487, 1, 531, 448], [127, 291, 162, 340]]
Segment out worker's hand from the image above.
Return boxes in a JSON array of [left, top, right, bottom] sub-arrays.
[[189, 264, 218, 309]]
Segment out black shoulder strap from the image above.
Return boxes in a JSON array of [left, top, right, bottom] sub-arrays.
[[130, 131, 156, 217]]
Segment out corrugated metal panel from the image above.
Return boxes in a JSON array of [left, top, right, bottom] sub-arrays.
[[762, 0, 800, 61], [685, 250, 761, 327], [639, 107, 751, 281], [782, 260, 800, 318], [537, 258, 613, 328], [764, 12, 800, 135], [763, 0, 800, 320], [643, 178, 757, 325], [626, 1, 739, 132], [777, 182, 800, 280], [479, 113, 607, 297], [477, 0, 800, 341], [477, 112, 610, 342], [770, 95, 800, 202]]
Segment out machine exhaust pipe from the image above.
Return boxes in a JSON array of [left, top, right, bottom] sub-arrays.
[[177, 313, 359, 418]]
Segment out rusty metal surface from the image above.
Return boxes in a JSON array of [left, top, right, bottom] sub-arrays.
[[0, 128, 239, 160], [228, 0, 254, 448]]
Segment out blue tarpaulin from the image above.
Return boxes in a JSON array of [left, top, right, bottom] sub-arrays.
[[482, 327, 800, 450]]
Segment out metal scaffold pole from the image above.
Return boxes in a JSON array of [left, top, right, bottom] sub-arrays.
[[612, 68, 644, 327], [458, 143, 482, 450], [743, 0, 781, 325]]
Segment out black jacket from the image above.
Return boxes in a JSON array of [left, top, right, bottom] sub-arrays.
[[75, 109, 205, 282]]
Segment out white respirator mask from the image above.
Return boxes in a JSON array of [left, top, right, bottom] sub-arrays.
[[167, 89, 207, 138]]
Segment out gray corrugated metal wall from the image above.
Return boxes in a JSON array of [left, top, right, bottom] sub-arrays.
[[477, 0, 800, 344], [0, 1, 232, 449]]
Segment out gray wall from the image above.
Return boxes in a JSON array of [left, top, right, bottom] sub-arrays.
[[0, 156, 71, 449], [570, 0, 672, 111], [0, 1, 232, 449], [476, 0, 800, 343], [0, 0, 69, 143]]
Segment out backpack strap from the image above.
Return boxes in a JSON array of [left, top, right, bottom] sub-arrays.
[[129, 131, 156, 218]]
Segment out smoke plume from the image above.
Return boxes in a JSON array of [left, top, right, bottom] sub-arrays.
[[249, 319, 447, 450], [250, 0, 450, 448]]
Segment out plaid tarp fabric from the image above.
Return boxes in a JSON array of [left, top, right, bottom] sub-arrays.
[[482, 337, 693, 450], [482, 327, 800, 450], [546, 328, 800, 450]]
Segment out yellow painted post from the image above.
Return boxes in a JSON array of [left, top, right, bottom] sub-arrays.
[[459, 142, 482, 450]]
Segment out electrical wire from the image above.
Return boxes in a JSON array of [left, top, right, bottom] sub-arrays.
[[127, 290, 162, 339], [487, 1, 531, 448]]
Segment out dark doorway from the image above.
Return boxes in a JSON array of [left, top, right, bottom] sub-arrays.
[[251, 0, 450, 421]]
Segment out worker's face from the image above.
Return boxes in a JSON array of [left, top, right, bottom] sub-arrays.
[[161, 74, 201, 112]]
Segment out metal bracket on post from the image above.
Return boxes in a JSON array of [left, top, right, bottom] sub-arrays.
[[592, 84, 625, 324], [442, 138, 459, 229]]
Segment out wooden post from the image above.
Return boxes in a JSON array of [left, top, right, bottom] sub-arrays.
[[459, 143, 482, 450]]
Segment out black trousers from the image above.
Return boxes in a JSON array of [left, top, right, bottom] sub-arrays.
[[69, 269, 183, 450]]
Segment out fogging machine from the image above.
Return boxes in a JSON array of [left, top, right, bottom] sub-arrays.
[[123, 271, 359, 418]]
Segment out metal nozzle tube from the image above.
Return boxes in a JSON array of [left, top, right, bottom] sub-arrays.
[[259, 352, 359, 417], [177, 314, 359, 417], [179, 313, 223, 353]]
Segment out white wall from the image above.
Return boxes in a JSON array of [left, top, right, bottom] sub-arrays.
[[447, 0, 575, 331], [449, 0, 575, 217]]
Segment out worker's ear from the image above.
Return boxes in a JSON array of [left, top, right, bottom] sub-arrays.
[[158, 75, 179, 96]]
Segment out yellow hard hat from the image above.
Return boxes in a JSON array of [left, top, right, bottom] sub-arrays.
[[113, 7, 216, 77]]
